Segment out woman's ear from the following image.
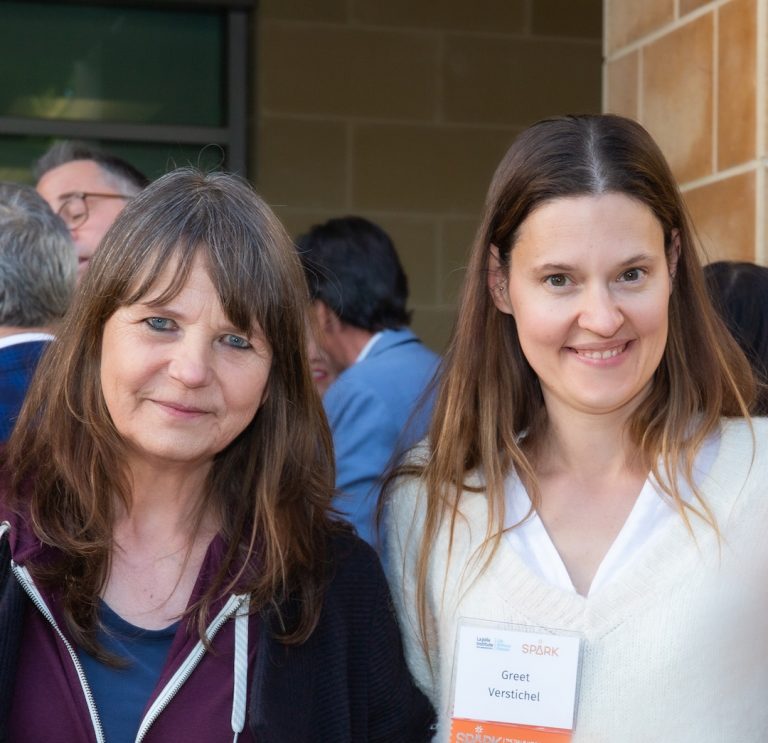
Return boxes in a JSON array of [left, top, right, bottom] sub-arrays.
[[488, 244, 514, 315]]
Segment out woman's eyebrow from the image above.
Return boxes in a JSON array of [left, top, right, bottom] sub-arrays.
[[617, 252, 655, 267], [533, 253, 656, 273], [534, 261, 574, 273]]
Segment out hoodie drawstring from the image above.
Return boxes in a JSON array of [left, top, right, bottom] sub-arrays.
[[231, 593, 250, 742]]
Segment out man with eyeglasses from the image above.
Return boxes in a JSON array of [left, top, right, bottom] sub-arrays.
[[35, 141, 149, 281]]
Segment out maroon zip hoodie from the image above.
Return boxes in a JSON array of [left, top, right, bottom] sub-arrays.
[[4, 508, 258, 742]]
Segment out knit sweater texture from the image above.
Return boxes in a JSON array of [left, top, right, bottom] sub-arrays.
[[386, 418, 768, 743]]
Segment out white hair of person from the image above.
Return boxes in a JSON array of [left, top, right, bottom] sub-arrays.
[[0, 182, 76, 327]]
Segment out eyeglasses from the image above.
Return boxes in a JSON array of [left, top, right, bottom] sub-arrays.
[[56, 192, 132, 230]]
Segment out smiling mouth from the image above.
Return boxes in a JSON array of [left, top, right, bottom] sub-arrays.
[[572, 342, 629, 360], [155, 400, 208, 415]]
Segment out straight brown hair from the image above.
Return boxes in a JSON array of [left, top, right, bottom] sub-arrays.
[[6, 168, 338, 654], [387, 114, 756, 656]]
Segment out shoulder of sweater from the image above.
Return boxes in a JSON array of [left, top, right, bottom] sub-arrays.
[[719, 415, 767, 443], [326, 526, 380, 572], [261, 529, 387, 644], [322, 527, 387, 601], [388, 445, 485, 512], [385, 451, 491, 571], [710, 417, 768, 483], [701, 417, 768, 527]]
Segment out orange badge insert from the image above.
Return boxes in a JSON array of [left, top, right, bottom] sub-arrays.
[[450, 718, 572, 743]]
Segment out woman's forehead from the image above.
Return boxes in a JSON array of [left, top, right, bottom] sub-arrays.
[[122, 244, 208, 298]]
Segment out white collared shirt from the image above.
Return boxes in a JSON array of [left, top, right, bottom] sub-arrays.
[[503, 433, 720, 596], [355, 331, 383, 364]]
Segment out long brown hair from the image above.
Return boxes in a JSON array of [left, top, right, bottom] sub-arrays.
[[389, 114, 756, 652], [6, 168, 338, 653]]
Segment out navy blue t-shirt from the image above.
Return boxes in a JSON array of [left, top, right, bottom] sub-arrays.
[[79, 602, 178, 743]]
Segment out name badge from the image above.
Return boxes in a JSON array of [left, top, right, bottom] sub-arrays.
[[449, 619, 582, 743]]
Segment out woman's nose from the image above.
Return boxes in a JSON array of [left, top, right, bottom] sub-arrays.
[[577, 284, 624, 337], [167, 339, 213, 387]]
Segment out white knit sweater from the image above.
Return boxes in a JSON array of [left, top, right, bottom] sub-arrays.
[[386, 418, 768, 743]]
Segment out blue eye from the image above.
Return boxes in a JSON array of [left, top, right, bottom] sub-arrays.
[[145, 317, 174, 331], [545, 274, 570, 287], [224, 334, 251, 349]]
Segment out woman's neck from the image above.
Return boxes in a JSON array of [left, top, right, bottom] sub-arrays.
[[524, 403, 650, 596], [116, 456, 217, 544], [531, 404, 645, 481], [105, 458, 219, 629]]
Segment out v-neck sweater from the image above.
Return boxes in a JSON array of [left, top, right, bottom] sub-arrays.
[[502, 433, 719, 595], [386, 418, 768, 742]]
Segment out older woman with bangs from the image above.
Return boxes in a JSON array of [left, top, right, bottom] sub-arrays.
[[385, 114, 768, 742], [0, 168, 434, 742]]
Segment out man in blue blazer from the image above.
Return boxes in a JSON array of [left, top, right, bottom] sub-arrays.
[[0, 184, 76, 442], [298, 217, 439, 550]]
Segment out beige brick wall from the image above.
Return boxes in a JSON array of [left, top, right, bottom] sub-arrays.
[[605, 0, 765, 265], [254, 0, 602, 351]]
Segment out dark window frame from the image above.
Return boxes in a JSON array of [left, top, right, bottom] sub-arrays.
[[0, 0, 256, 176]]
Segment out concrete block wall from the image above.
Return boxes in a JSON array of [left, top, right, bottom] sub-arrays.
[[605, 0, 765, 265], [255, 0, 602, 351]]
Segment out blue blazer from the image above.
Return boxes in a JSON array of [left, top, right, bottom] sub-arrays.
[[323, 328, 439, 549], [0, 339, 49, 443]]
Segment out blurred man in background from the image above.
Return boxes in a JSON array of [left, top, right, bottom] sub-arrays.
[[298, 216, 439, 549], [35, 141, 148, 281], [0, 183, 76, 440]]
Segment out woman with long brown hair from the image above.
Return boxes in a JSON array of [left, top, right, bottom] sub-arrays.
[[0, 168, 434, 742], [385, 115, 767, 741]]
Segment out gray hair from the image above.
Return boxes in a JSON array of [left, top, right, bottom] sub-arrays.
[[34, 141, 149, 196], [0, 183, 76, 326]]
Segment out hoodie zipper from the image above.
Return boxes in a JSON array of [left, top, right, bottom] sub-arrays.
[[11, 561, 107, 743], [5, 522, 250, 743], [134, 593, 247, 743]]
